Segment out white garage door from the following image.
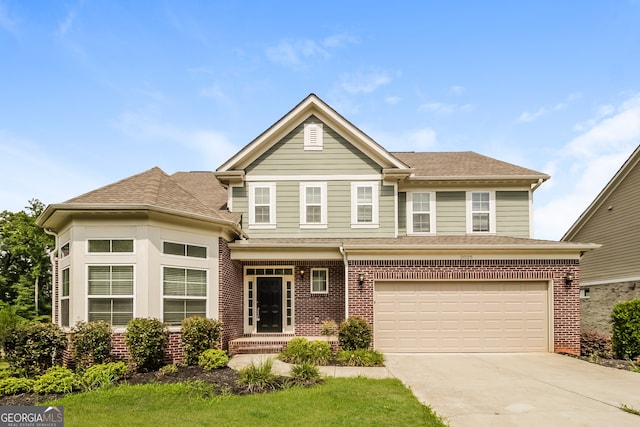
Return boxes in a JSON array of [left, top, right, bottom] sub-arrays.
[[374, 281, 549, 352]]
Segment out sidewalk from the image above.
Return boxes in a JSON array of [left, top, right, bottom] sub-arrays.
[[228, 353, 393, 379]]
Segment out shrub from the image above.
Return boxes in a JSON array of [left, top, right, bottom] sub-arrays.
[[4, 322, 67, 376], [581, 331, 613, 358], [80, 362, 128, 391], [289, 362, 322, 386], [337, 349, 385, 367], [320, 319, 338, 336], [33, 366, 79, 394], [237, 359, 279, 392], [157, 364, 178, 376], [72, 321, 112, 368], [611, 299, 640, 360], [0, 303, 25, 352], [338, 317, 372, 351], [181, 316, 223, 365], [198, 349, 230, 370], [0, 377, 35, 396], [279, 338, 332, 365], [124, 318, 168, 372]]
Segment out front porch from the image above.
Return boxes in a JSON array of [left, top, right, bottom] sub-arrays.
[[229, 335, 339, 355]]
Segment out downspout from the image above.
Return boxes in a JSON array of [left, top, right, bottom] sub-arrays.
[[339, 245, 349, 319], [43, 228, 59, 324]]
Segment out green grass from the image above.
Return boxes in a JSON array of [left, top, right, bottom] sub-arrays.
[[47, 377, 446, 426]]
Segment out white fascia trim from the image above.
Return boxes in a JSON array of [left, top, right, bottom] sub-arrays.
[[465, 190, 496, 234], [246, 174, 382, 181], [299, 182, 328, 228]]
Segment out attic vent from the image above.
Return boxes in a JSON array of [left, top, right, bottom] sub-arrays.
[[304, 123, 323, 151]]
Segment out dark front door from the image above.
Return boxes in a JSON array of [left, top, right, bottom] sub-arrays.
[[257, 277, 282, 332]]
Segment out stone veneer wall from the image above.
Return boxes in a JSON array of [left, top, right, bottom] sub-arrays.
[[218, 238, 244, 349], [347, 259, 581, 355], [581, 281, 640, 335]]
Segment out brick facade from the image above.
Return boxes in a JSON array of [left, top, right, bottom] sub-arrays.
[[347, 259, 581, 355], [581, 281, 640, 335], [109, 331, 184, 364], [218, 238, 244, 349]]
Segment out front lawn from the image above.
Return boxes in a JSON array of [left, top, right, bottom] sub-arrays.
[[48, 377, 446, 426]]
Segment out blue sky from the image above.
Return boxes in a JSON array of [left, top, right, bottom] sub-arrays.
[[1, 1, 639, 240]]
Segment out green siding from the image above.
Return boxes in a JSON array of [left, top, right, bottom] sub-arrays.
[[397, 192, 406, 235], [245, 116, 381, 176], [435, 192, 466, 235], [496, 191, 530, 237]]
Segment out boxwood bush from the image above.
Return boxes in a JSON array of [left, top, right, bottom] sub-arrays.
[[124, 318, 168, 372], [181, 316, 222, 365], [198, 349, 230, 370], [338, 317, 372, 351], [611, 298, 640, 360], [279, 338, 332, 365], [72, 321, 112, 368], [33, 366, 79, 394], [4, 322, 67, 376]]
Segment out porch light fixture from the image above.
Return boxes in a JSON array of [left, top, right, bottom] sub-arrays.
[[565, 272, 575, 287], [358, 273, 365, 288], [299, 269, 305, 279]]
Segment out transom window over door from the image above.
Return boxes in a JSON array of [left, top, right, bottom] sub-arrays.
[[300, 182, 327, 228], [408, 192, 434, 234], [249, 182, 276, 229], [467, 191, 495, 233], [87, 265, 134, 326], [351, 182, 379, 228]]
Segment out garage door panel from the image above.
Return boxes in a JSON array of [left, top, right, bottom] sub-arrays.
[[374, 281, 548, 353]]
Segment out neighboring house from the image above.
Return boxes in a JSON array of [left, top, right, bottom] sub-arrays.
[[37, 94, 596, 359], [562, 145, 640, 335]]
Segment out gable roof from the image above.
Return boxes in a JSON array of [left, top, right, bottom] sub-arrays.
[[216, 93, 411, 175], [393, 151, 549, 181], [562, 144, 640, 240], [37, 167, 241, 232]]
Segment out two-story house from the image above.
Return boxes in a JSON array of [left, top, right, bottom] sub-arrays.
[[37, 94, 596, 358]]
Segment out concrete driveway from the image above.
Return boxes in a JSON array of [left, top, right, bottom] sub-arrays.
[[384, 353, 640, 427]]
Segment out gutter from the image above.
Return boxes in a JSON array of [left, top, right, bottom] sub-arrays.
[[339, 245, 349, 319]]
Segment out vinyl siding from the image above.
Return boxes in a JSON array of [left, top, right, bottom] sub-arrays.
[[436, 192, 466, 235], [496, 191, 530, 237], [246, 116, 381, 176], [569, 162, 640, 283], [397, 192, 406, 235]]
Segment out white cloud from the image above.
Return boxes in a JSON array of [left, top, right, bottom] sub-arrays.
[[419, 102, 474, 114], [340, 71, 391, 94], [58, 8, 76, 35], [265, 32, 357, 68], [533, 93, 640, 239], [448, 85, 466, 96], [518, 92, 581, 123], [385, 96, 402, 105], [112, 111, 238, 169]]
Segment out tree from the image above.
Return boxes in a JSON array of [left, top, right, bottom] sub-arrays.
[[0, 199, 53, 319]]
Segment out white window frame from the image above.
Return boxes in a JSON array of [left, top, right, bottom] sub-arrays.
[[86, 264, 135, 326], [304, 123, 323, 151], [407, 191, 436, 235], [351, 182, 379, 228], [86, 239, 135, 254], [248, 182, 277, 229], [61, 267, 70, 327], [162, 241, 208, 259], [466, 191, 496, 234], [161, 266, 208, 326], [580, 288, 590, 299], [310, 268, 329, 294], [299, 182, 327, 229], [60, 241, 70, 258]]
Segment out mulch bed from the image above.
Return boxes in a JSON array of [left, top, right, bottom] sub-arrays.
[[562, 353, 639, 371], [0, 365, 277, 406]]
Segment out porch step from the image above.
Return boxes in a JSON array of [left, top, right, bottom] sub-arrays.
[[229, 336, 339, 355], [234, 345, 285, 355]]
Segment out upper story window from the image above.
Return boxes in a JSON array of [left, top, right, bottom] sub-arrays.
[[304, 123, 323, 150], [60, 242, 70, 258], [467, 191, 495, 233], [351, 182, 379, 228], [407, 192, 435, 234], [88, 239, 134, 253], [311, 268, 328, 294], [300, 182, 327, 228], [249, 182, 276, 229], [163, 241, 207, 259]]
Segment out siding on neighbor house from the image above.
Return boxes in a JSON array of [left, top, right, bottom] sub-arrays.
[[496, 191, 530, 237], [245, 116, 381, 176], [570, 162, 640, 283]]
